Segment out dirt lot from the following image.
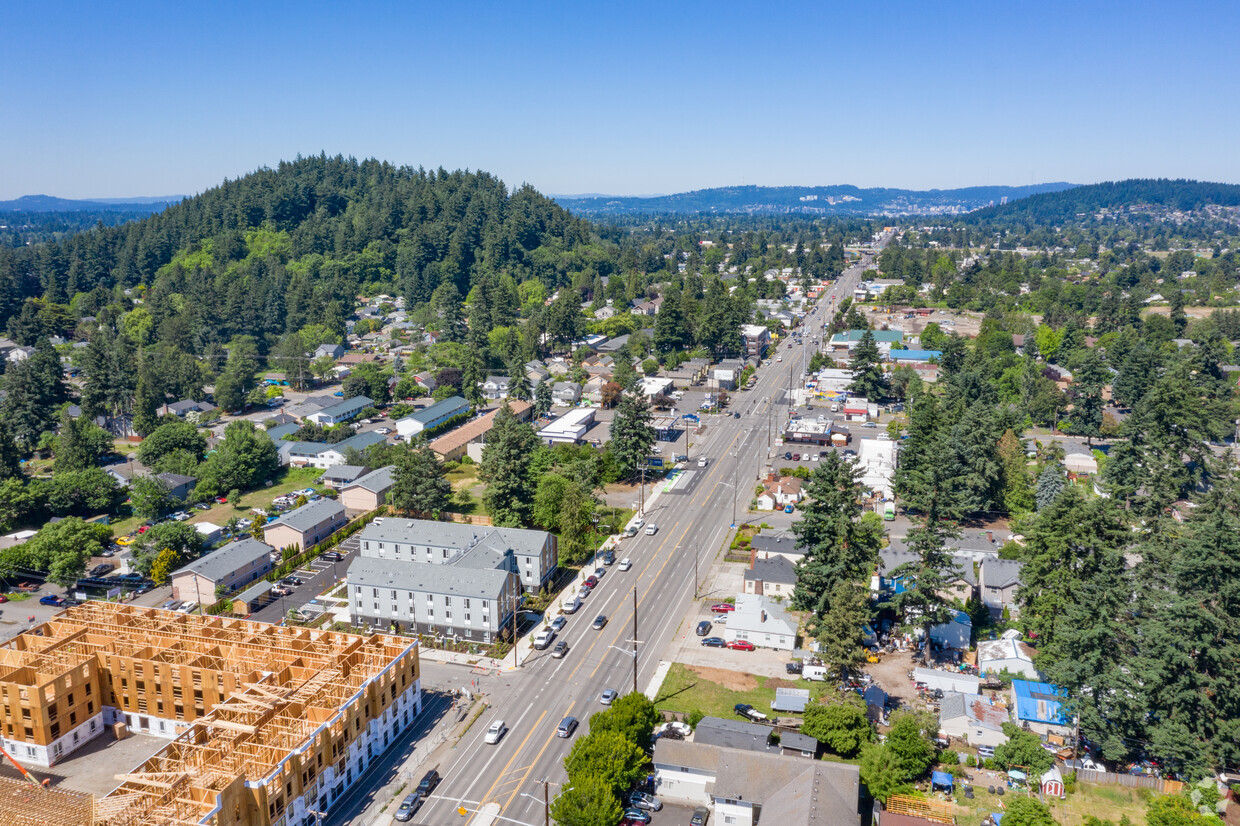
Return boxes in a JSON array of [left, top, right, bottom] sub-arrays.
[[861, 306, 986, 339], [864, 648, 924, 714]]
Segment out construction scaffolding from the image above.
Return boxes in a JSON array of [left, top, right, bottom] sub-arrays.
[[884, 794, 956, 824], [0, 602, 418, 826], [0, 775, 94, 826]]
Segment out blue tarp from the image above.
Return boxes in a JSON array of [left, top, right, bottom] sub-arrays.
[[931, 771, 954, 790]]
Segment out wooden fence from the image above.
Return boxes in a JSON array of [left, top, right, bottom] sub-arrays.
[[443, 512, 494, 526], [1077, 769, 1183, 795]]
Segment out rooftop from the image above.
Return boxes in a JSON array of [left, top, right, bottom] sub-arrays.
[[346, 554, 511, 600], [345, 465, 397, 493], [692, 715, 775, 752], [174, 537, 273, 583], [267, 497, 345, 533], [744, 554, 798, 585]]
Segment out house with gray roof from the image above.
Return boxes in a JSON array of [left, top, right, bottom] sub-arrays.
[[170, 538, 274, 607], [285, 395, 339, 421], [263, 498, 347, 552], [278, 431, 387, 469], [154, 472, 197, 500], [307, 395, 372, 425], [263, 422, 300, 443], [979, 558, 1025, 619], [652, 740, 860, 824], [749, 530, 807, 565], [340, 465, 397, 512], [320, 464, 370, 489], [743, 554, 797, 598], [395, 396, 470, 437], [692, 716, 776, 753], [551, 381, 581, 406], [779, 731, 820, 759]]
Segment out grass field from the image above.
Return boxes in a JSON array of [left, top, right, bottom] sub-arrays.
[[943, 778, 1149, 824], [654, 662, 834, 720]]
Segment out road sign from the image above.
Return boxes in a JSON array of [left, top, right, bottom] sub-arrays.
[[106, 587, 122, 599]]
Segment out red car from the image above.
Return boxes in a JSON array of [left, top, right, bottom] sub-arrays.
[[709, 603, 735, 613], [727, 640, 755, 651], [137, 525, 150, 534], [215, 496, 228, 504], [584, 576, 598, 589]]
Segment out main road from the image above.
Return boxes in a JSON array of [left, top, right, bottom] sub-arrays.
[[408, 247, 883, 826]]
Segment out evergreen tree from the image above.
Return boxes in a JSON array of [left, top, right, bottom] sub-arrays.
[[388, 444, 451, 518], [1034, 463, 1066, 511], [790, 453, 881, 614], [997, 429, 1034, 513], [847, 329, 887, 401], [0, 339, 69, 446], [813, 580, 873, 680], [52, 410, 113, 471], [1069, 349, 1108, 444], [652, 282, 688, 353], [507, 370, 531, 402], [949, 404, 1002, 514], [888, 519, 961, 662], [479, 402, 540, 526], [431, 282, 466, 343], [534, 378, 553, 418], [609, 392, 655, 480]]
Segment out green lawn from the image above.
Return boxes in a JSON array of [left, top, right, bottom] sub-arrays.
[[943, 778, 1149, 825], [654, 662, 833, 720]]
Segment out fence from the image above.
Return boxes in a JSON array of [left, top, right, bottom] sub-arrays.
[[441, 512, 494, 526], [1077, 769, 1183, 795]]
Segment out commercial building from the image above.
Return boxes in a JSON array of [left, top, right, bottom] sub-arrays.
[[263, 498, 347, 552], [741, 323, 771, 357], [395, 396, 470, 437], [426, 400, 532, 462], [0, 602, 419, 826], [536, 408, 597, 445], [828, 329, 905, 357], [171, 538, 275, 606]]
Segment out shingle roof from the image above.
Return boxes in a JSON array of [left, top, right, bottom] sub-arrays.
[[981, 558, 1024, 589], [155, 472, 197, 487], [313, 395, 373, 419], [426, 402, 532, 457], [403, 396, 470, 425], [346, 555, 510, 600], [174, 538, 273, 584], [779, 731, 818, 752], [359, 517, 548, 558], [268, 498, 345, 533], [321, 465, 370, 483], [234, 579, 274, 605], [693, 716, 775, 752], [345, 465, 396, 493], [750, 530, 806, 557], [744, 555, 798, 585]]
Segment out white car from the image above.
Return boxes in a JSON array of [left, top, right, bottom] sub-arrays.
[[618, 558, 632, 571], [376, 427, 392, 435], [645, 524, 658, 536], [484, 721, 507, 744], [697, 458, 707, 468]]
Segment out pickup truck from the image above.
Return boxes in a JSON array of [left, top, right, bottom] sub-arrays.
[[734, 703, 768, 723]]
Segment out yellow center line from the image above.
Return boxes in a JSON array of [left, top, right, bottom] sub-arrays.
[[467, 708, 548, 823], [499, 699, 578, 812]]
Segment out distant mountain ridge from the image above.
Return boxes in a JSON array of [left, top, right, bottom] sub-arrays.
[[555, 183, 1077, 217], [964, 178, 1240, 224], [0, 194, 183, 212]]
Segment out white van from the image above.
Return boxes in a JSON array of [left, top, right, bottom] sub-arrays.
[[562, 597, 582, 614]]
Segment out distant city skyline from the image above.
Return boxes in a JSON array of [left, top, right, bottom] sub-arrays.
[[2, 1, 1237, 200]]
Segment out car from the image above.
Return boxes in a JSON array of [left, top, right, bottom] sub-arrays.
[[617, 558, 632, 571], [236, 519, 252, 529], [792, 453, 800, 461], [556, 716, 578, 738], [279, 578, 302, 588], [810, 453, 820, 461], [583, 575, 598, 589], [393, 792, 422, 821], [550, 616, 567, 632], [562, 596, 582, 614], [137, 525, 151, 534], [628, 792, 663, 812], [178, 602, 198, 614], [622, 810, 652, 824], [39, 595, 65, 607], [592, 614, 608, 630], [376, 427, 392, 435], [784, 504, 794, 513], [783, 451, 792, 460], [90, 564, 114, 577], [727, 639, 756, 651], [651, 445, 661, 454], [160, 599, 180, 610], [321, 551, 343, 562], [415, 769, 441, 797], [644, 524, 658, 535], [600, 688, 618, 705], [195, 502, 211, 510], [700, 637, 726, 648], [551, 640, 569, 659], [862, 421, 878, 428], [733, 411, 741, 419], [843, 449, 857, 459], [787, 343, 793, 349], [100, 546, 116, 556], [601, 550, 615, 565], [713, 613, 729, 623], [696, 620, 712, 636], [594, 566, 606, 579], [215, 496, 228, 504], [786, 660, 804, 674], [697, 457, 708, 467], [691, 806, 710, 825], [776, 356, 782, 362], [709, 603, 735, 613], [484, 721, 507, 744], [116, 535, 134, 546]]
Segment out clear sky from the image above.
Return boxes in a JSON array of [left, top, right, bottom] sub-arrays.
[[2, 1, 1238, 199]]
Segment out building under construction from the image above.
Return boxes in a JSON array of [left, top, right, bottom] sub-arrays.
[[0, 601, 420, 826]]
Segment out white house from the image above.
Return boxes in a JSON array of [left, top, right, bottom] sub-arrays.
[[755, 474, 803, 511], [550, 381, 581, 406], [856, 437, 897, 499], [913, 667, 980, 695], [977, 630, 1041, 680], [723, 594, 797, 651], [938, 692, 1010, 749], [480, 376, 511, 400]]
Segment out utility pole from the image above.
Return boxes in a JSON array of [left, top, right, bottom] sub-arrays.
[[638, 463, 646, 517], [542, 779, 550, 826], [631, 587, 638, 694], [511, 585, 519, 669]]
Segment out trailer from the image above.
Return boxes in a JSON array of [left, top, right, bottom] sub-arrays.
[[913, 667, 981, 695]]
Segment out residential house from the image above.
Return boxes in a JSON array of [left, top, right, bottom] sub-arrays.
[[337, 353, 381, 367], [1010, 680, 1073, 738], [285, 395, 340, 422], [162, 399, 217, 418], [339, 466, 397, 512], [550, 381, 581, 406], [632, 297, 662, 316], [545, 359, 570, 377], [593, 305, 617, 320], [480, 376, 511, 400], [943, 554, 977, 605], [1064, 452, 1098, 478], [306, 395, 373, 426], [828, 329, 905, 357], [263, 422, 300, 444], [194, 522, 224, 546], [395, 396, 470, 438], [929, 610, 972, 651], [750, 530, 807, 566], [872, 546, 919, 597], [778, 731, 820, 760], [856, 438, 897, 499], [938, 692, 1010, 749], [412, 371, 438, 392], [320, 465, 371, 489], [315, 343, 345, 360], [6, 345, 34, 364], [652, 739, 860, 825], [743, 554, 797, 597], [263, 498, 347, 552], [154, 472, 197, 500], [582, 375, 607, 404], [723, 594, 798, 651], [979, 558, 1024, 619], [525, 362, 551, 386], [355, 517, 557, 595], [755, 474, 803, 511], [170, 538, 275, 606], [977, 631, 1041, 680], [596, 335, 630, 354], [582, 354, 615, 376]]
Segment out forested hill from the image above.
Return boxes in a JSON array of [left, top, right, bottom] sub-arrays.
[[0, 155, 608, 343], [965, 178, 1240, 225], [0, 195, 181, 212], [555, 183, 1076, 217]]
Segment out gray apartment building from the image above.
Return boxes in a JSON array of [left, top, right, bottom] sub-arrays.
[[345, 518, 557, 641]]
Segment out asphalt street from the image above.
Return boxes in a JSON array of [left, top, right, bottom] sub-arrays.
[[407, 253, 879, 826]]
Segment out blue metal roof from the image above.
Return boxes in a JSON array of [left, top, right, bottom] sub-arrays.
[[1012, 679, 1071, 726], [888, 349, 942, 361]]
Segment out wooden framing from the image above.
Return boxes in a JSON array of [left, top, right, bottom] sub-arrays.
[[0, 602, 418, 826]]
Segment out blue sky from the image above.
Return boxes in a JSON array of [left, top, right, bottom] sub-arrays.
[[2, 1, 1238, 199]]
